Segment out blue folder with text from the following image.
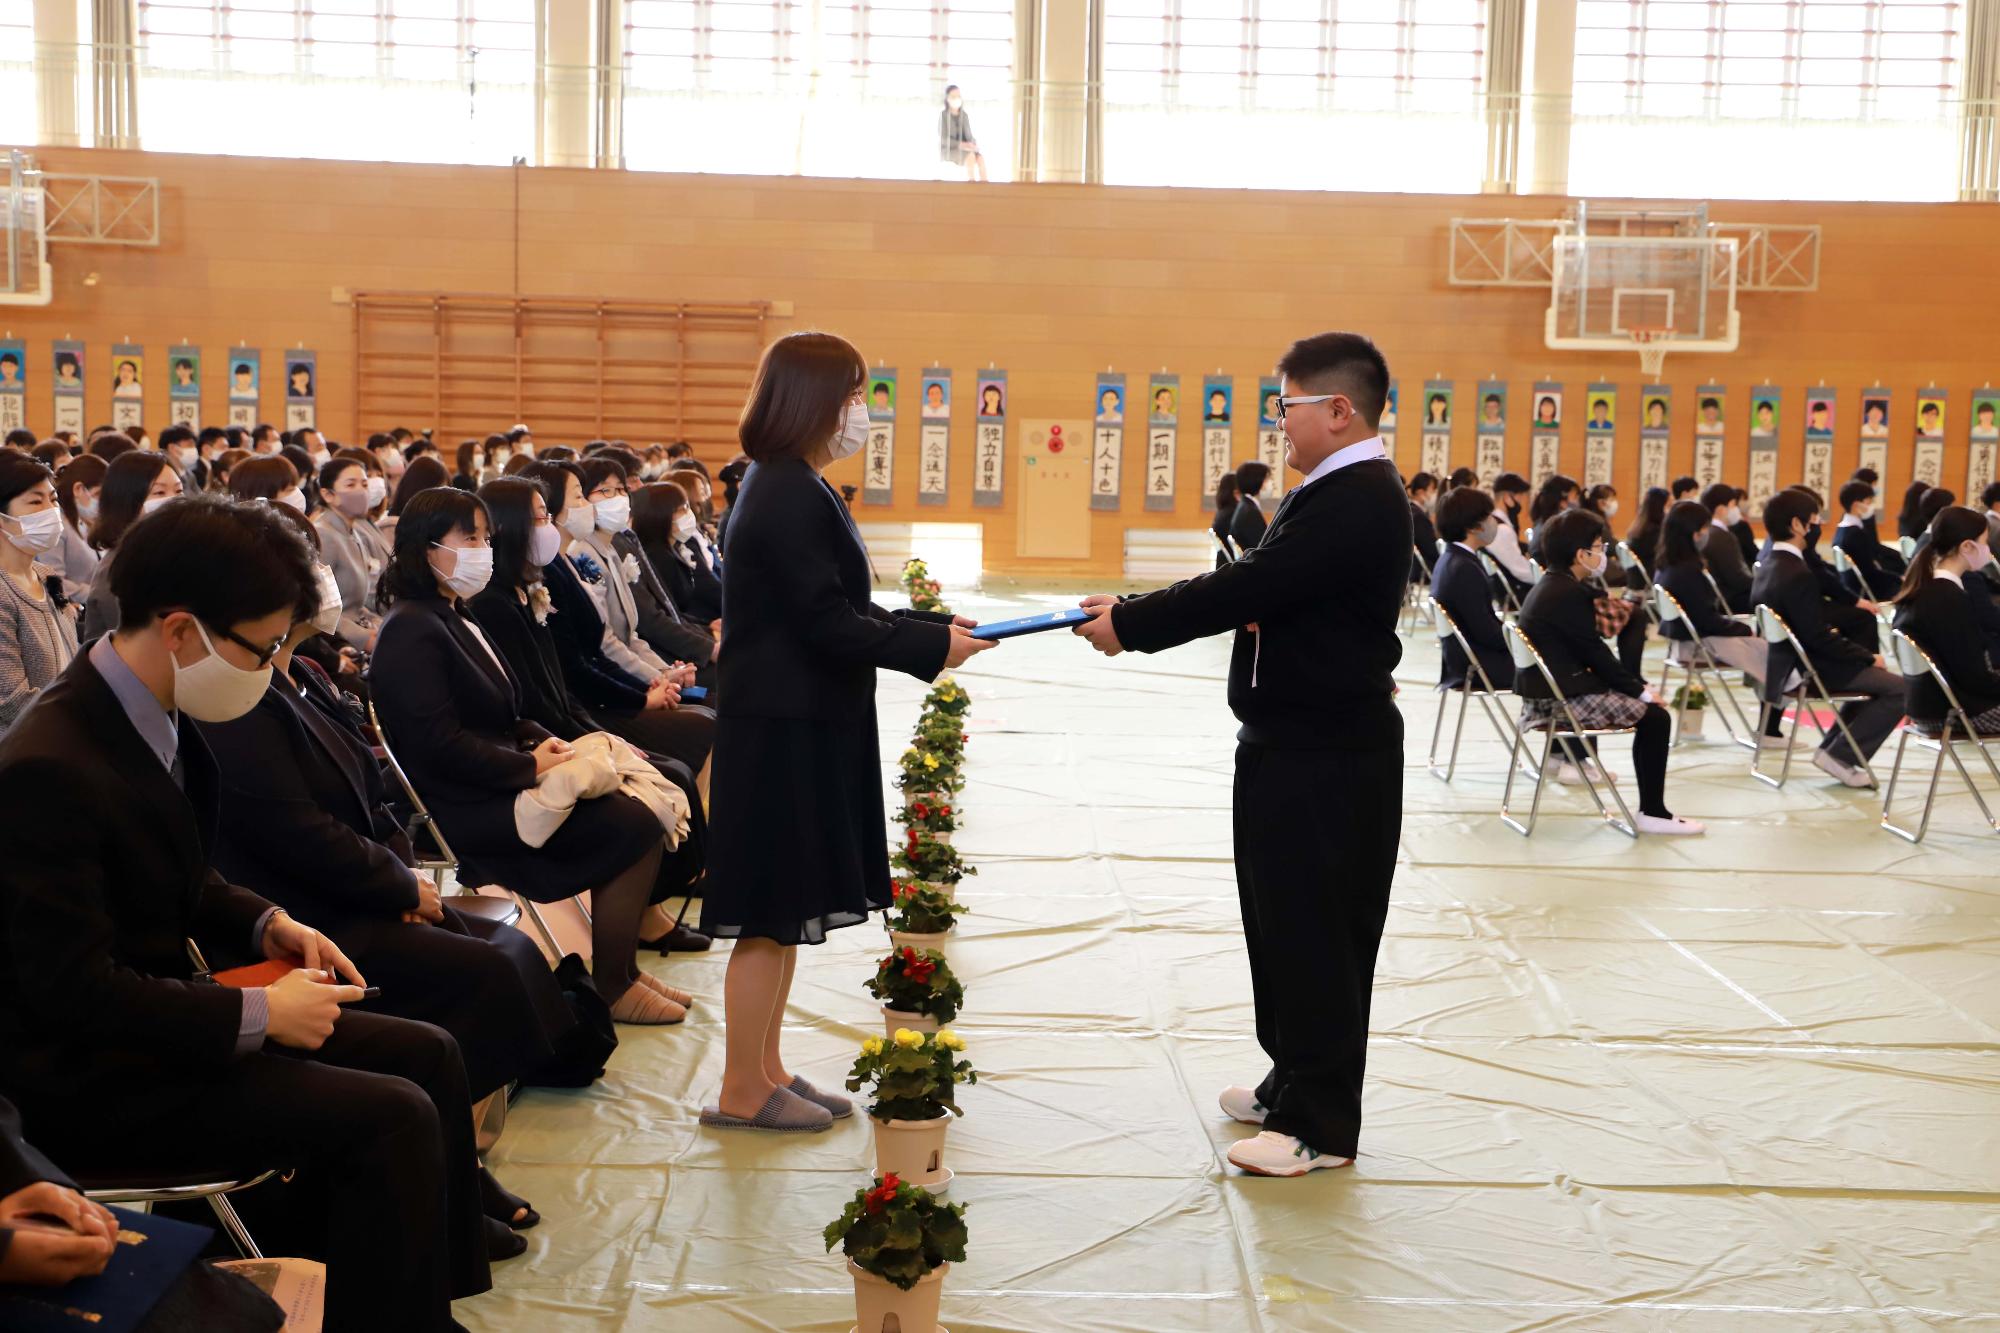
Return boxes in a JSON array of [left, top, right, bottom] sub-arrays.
[[968, 608, 1091, 640]]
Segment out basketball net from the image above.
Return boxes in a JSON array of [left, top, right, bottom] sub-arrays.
[[1630, 328, 1671, 378]]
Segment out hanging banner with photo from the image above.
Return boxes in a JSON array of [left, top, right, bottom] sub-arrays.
[[1583, 382, 1616, 489], [1473, 381, 1505, 486], [1747, 387, 1781, 514], [918, 367, 950, 506], [1200, 375, 1232, 509], [1638, 385, 1670, 492], [1857, 388, 1890, 482], [1090, 373, 1124, 512], [0, 339, 24, 433], [1255, 376, 1284, 479], [1144, 373, 1178, 513], [1913, 387, 1947, 487], [1802, 388, 1835, 499], [227, 347, 260, 429], [1529, 381, 1562, 485], [52, 339, 84, 436], [109, 343, 145, 431], [283, 350, 317, 432], [862, 367, 896, 505], [972, 370, 1006, 509], [1970, 387, 2000, 499], [1692, 385, 1725, 489], [1419, 379, 1452, 479], [167, 345, 201, 429], [1381, 378, 1400, 464]]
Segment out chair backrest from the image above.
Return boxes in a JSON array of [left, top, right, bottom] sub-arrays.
[[1435, 537, 1447, 557], [1210, 530, 1234, 563], [1899, 535, 1918, 562], [1752, 603, 1788, 645], [1652, 584, 1686, 625], [1699, 564, 1731, 613], [1829, 543, 1856, 577], [1527, 558, 1544, 584], [366, 696, 459, 869], [1891, 627, 1971, 723], [1615, 541, 1644, 576], [1412, 543, 1435, 577]]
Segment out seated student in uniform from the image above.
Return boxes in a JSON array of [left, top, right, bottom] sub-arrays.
[[1728, 486, 1759, 566], [1430, 486, 1511, 692], [1670, 475, 1701, 504], [1525, 474, 1581, 565], [1697, 482, 1754, 613], [1228, 460, 1273, 555], [1750, 488, 1905, 789], [1891, 505, 2000, 734], [1907, 487, 2000, 660], [1514, 508, 1703, 834], [1654, 500, 1786, 739], [1760, 485, 1881, 655], [1405, 471, 1440, 582], [1485, 471, 1536, 591], [0, 494, 493, 1331], [1209, 472, 1240, 566], [1831, 480, 1903, 600]]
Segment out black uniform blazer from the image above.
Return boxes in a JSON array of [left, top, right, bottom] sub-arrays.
[[1655, 560, 1752, 642], [718, 459, 951, 719], [1892, 577, 2000, 721], [1228, 495, 1269, 554], [1831, 523, 1903, 600], [1408, 502, 1439, 581], [1750, 550, 1875, 697], [678, 535, 724, 622], [1698, 524, 1753, 613], [198, 672, 423, 929], [467, 583, 602, 742], [0, 652, 274, 1104], [540, 555, 650, 713], [1515, 569, 1644, 701], [1431, 543, 1510, 690], [369, 595, 548, 848]]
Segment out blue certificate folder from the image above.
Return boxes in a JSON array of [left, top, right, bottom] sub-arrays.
[[681, 685, 708, 701], [0, 1205, 211, 1333], [968, 608, 1091, 640]]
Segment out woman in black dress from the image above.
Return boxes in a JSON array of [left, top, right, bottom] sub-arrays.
[[701, 332, 996, 1133], [369, 488, 686, 1024]]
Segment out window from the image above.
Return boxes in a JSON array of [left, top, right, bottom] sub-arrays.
[[1570, 0, 1964, 199], [0, 0, 33, 145], [621, 0, 1015, 179], [135, 0, 534, 163], [1103, 0, 1489, 192]]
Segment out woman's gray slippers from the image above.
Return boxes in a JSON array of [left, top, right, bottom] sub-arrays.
[[788, 1075, 854, 1119], [699, 1086, 834, 1133]]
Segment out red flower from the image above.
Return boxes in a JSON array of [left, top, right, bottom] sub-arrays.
[[864, 1174, 902, 1213], [941, 807, 952, 817], [913, 802, 930, 818]]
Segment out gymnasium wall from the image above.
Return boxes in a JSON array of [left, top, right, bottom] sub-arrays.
[[13, 146, 2000, 577]]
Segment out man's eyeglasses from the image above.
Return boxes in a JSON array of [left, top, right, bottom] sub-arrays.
[[209, 622, 287, 667], [1275, 394, 1342, 420]]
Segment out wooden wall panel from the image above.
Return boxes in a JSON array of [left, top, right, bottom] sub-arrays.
[[10, 146, 2000, 576]]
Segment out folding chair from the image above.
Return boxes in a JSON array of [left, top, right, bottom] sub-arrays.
[[80, 1169, 277, 1258], [1898, 535, 1918, 563], [1428, 603, 1537, 782], [1748, 604, 1880, 790], [1652, 586, 1759, 750], [1614, 542, 1659, 626], [1209, 530, 1235, 564], [1478, 549, 1522, 615], [367, 698, 561, 957], [1879, 628, 2000, 842], [1400, 544, 1438, 636], [1499, 622, 1639, 838], [1699, 564, 1749, 624]]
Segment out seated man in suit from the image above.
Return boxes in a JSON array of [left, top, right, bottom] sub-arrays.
[[1697, 483, 1754, 613], [1750, 489, 1904, 789], [1831, 480, 1903, 600], [1430, 485, 1511, 692], [0, 494, 492, 1332]]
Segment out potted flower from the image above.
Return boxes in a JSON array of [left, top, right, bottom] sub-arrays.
[[900, 558, 951, 617], [913, 710, 968, 760], [886, 881, 966, 950], [923, 676, 970, 722], [847, 1028, 978, 1193], [893, 830, 975, 898], [897, 745, 964, 797], [894, 796, 957, 845], [866, 946, 963, 1036], [1672, 683, 1709, 738], [825, 1172, 968, 1333]]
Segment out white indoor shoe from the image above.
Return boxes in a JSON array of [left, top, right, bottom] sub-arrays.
[[1225, 1131, 1352, 1178], [1812, 749, 1876, 789], [1635, 812, 1706, 836], [1552, 757, 1618, 785], [1218, 1086, 1267, 1126]]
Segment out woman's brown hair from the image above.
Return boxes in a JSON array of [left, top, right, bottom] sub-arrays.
[[737, 331, 866, 464], [228, 455, 300, 504]]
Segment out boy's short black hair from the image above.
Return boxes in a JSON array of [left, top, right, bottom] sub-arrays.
[[1435, 486, 1495, 543], [1541, 507, 1607, 571], [1273, 331, 1390, 428], [1763, 489, 1817, 542], [111, 493, 316, 633], [1837, 480, 1875, 511]]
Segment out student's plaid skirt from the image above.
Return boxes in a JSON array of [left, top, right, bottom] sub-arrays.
[[1520, 691, 1650, 733]]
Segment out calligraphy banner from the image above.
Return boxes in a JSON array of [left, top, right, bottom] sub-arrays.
[[1420, 379, 1452, 479], [1802, 387, 1835, 499], [1971, 388, 2000, 500], [1090, 373, 1124, 511], [862, 368, 896, 505], [1638, 385, 1670, 493], [972, 371, 1005, 508], [1913, 388, 1946, 487], [1474, 381, 1505, 487], [1529, 381, 1561, 485], [918, 367, 950, 506], [1693, 384, 1725, 489], [1857, 388, 1890, 482], [227, 347, 260, 429], [168, 344, 202, 430], [1747, 387, 1781, 514], [53, 339, 84, 436], [1144, 373, 1178, 513], [1200, 375, 1232, 509], [284, 350, 317, 432], [0, 340, 24, 433], [110, 343, 144, 431], [1583, 382, 1616, 489], [1256, 377, 1284, 478]]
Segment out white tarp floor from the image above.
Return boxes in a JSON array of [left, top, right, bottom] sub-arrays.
[[460, 587, 2000, 1332]]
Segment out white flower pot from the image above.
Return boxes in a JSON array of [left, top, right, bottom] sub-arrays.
[[1680, 707, 1707, 737], [849, 1259, 948, 1333], [904, 789, 947, 809], [889, 928, 951, 953], [928, 831, 953, 847], [871, 1115, 953, 1193], [883, 1007, 941, 1039]]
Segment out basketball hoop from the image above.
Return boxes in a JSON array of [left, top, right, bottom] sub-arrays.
[[1629, 327, 1673, 378]]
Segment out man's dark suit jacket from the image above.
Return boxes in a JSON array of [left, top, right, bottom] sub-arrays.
[[1431, 543, 1511, 691], [0, 652, 274, 1107], [1750, 549, 1876, 700]]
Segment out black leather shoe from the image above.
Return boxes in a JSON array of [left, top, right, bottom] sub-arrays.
[[641, 922, 712, 953]]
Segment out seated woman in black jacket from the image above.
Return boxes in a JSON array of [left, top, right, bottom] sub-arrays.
[[1653, 500, 1787, 739], [368, 488, 686, 1025], [1891, 505, 2000, 733], [1515, 508, 1703, 835]]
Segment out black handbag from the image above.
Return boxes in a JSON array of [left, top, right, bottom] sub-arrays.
[[524, 953, 618, 1088]]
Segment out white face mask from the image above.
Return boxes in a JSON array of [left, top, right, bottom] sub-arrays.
[[142, 495, 173, 516], [829, 401, 870, 461], [1475, 515, 1499, 545], [310, 563, 344, 635], [172, 619, 273, 724], [309, 451, 329, 470], [1604, 500, 1620, 518], [77, 495, 99, 525], [560, 505, 595, 541], [528, 521, 561, 566], [365, 475, 388, 508], [1581, 547, 1608, 576], [1858, 503, 1876, 521], [593, 496, 632, 533], [1966, 541, 1994, 572], [2, 507, 64, 555], [1725, 505, 1741, 525], [429, 543, 493, 599], [275, 488, 306, 513], [673, 512, 698, 541]]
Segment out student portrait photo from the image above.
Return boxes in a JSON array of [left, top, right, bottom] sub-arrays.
[[54, 351, 82, 386], [1918, 400, 1944, 437], [1480, 393, 1504, 426], [1588, 397, 1614, 430], [1752, 399, 1778, 435], [1425, 392, 1451, 426], [977, 380, 1005, 418], [1535, 393, 1561, 427], [1860, 397, 1890, 438], [231, 360, 258, 396], [869, 379, 895, 414], [288, 362, 314, 399], [1204, 386, 1232, 423], [1644, 397, 1668, 429], [921, 378, 950, 419], [1097, 385, 1124, 424], [0, 350, 21, 388], [1973, 397, 2000, 441], [171, 356, 199, 390], [1381, 382, 1399, 428], [1697, 396, 1723, 432], [1258, 389, 1280, 427], [1806, 400, 1834, 438], [1151, 385, 1177, 420], [113, 358, 144, 399]]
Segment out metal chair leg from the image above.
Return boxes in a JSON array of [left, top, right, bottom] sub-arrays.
[[1427, 686, 1456, 780], [1943, 737, 2000, 832], [1501, 729, 1556, 836], [208, 1194, 264, 1260], [515, 895, 565, 961], [1752, 698, 1799, 788], [1472, 691, 1538, 780]]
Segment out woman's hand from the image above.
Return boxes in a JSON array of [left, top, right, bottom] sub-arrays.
[[666, 661, 697, 687], [644, 678, 681, 711], [532, 737, 575, 774], [950, 615, 979, 630], [943, 625, 997, 669]]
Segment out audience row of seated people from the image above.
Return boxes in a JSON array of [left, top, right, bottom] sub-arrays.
[[1424, 464, 2000, 833], [0, 420, 749, 1329]]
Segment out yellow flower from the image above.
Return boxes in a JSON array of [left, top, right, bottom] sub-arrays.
[[922, 754, 939, 770], [893, 1028, 924, 1048], [860, 1036, 884, 1056], [936, 1029, 965, 1051]]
